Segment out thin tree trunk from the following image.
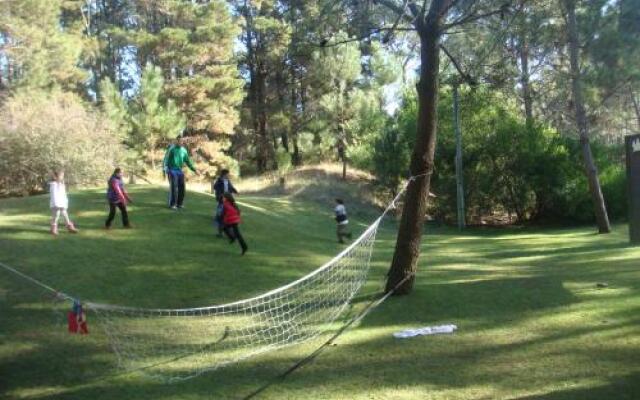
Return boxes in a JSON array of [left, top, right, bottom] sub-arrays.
[[386, 1, 450, 294], [564, 0, 611, 234], [630, 87, 640, 131], [342, 156, 347, 180], [256, 67, 269, 172], [519, 30, 534, 125]]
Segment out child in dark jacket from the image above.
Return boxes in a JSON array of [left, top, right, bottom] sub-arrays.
[[106, 168, 133, 229], [222, 193, 248, 255]]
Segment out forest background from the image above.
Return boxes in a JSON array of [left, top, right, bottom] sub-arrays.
[[0, 0, 638, 225]]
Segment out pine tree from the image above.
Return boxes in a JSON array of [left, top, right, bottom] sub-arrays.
[[0, 0, 87, 93], [128, 63, 185, 169], [234, 0, 291, 172]]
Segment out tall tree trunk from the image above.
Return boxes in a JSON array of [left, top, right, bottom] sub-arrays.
[[292, 135, 301, 166], [256, 66, 269, 172], [630, 88, 640, 131], [518, 30, 533, 125], [386, 1, 450, 294], [564, 0, 611, 234]]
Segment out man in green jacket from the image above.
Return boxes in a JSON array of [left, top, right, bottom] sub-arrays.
[[163, 137, 197, 209]]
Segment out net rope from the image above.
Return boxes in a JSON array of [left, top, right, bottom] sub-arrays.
[[87, 217, 382, 382], [1, 175, 424, 383]]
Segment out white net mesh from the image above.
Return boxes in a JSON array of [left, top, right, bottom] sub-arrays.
[[87, 217, 382, 382]]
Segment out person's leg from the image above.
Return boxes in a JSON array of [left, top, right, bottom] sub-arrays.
[[233, 224, 248, 254], [168, 170, 178, 208], [117, 203, 130, 227], [60, 209, 71, 225], [223, 224, 235, 242], [105, 203, 117, 228], [61, 209, 77, 232], [51, 208, 60, 225], [216, 203, 224, 236], [231, 224, 248, 254], [51, 208, 60, 234], [177, 171, 185, 208], [337, 224, 346, 243], [345, 224, 352, 239]]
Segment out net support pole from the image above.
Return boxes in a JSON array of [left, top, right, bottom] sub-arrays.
[[626, 133, 640, 245], [453, 82, 466, 230]]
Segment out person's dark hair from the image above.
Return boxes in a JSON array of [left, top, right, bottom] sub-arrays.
[[223, 192, 238, 210], [220, 169, 230, 177], [113, 167, 122, 176], [335, 198, 344, 204]]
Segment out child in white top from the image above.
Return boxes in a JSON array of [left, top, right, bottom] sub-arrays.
[[49, 170, 78, 235]]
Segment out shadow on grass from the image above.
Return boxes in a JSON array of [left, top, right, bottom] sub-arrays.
[[513, 372, 640, 400], [360, 276, 578, 329]]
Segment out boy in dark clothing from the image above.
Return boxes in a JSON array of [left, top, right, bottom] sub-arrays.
[[213, 169, 238, 237], [106, 168, 133, 228]]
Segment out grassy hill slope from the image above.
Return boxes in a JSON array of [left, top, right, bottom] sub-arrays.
[[1, 183, 639, 400]]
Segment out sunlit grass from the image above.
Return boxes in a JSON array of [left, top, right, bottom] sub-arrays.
[[1, 185, 639, 399]]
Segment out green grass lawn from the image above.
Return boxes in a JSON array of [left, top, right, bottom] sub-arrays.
[[1, 186, 639, 399]]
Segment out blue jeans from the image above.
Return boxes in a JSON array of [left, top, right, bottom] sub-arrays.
[[168, 169, 185, 207], [215, 203, 224, 232]]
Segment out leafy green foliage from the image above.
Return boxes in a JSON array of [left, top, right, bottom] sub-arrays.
[[389, 87, 628, 224], [0, 0, 87, 93], [0, 90, 123, 196], [373, 122, 410, 195], [128, 64, 185, 160]]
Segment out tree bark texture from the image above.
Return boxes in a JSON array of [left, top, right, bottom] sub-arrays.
[[386, 0, 452, 294], [564, 0, 611, 234]]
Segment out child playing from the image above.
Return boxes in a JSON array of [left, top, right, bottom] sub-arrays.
[[106, 168, 133, 229], [335, 198, 352, 244], [213, 169, 238, 237], [49, 170, 78, 235], [222, 193, 248, 255]]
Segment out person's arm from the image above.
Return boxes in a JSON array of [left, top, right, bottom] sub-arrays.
[[162, 146, 172, 173], [111, 179, 127, 204], [229, 181, 238, 194], [123, 186, 133, 204], [182, 148, 197, 173]]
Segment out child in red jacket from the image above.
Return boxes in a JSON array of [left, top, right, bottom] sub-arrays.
[[222, 193, 248, 255]]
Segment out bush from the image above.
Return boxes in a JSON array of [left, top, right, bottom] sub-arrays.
[[0, 90, 125, 196], [389, 87, 627, 225], [373, 122, 410, 196], [600, 163, 627, 221]]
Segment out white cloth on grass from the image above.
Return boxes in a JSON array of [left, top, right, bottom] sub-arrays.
[[393, 324, 457, 339], [49, 181, 68, 209]]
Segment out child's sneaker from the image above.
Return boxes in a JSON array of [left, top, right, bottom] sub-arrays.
[[50, 224, 58, 235], [66, 223, 78, 233]]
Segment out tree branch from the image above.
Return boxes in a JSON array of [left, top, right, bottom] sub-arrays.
[[372, 0, 415, 24], [440, 44, 475, 85], [316, 26, 417, 49], [443, 4, 510, 30]]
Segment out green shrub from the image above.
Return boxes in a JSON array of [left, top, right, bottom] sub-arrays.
[[387, 87, 627, 225], [0, 90, 125, 196]]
